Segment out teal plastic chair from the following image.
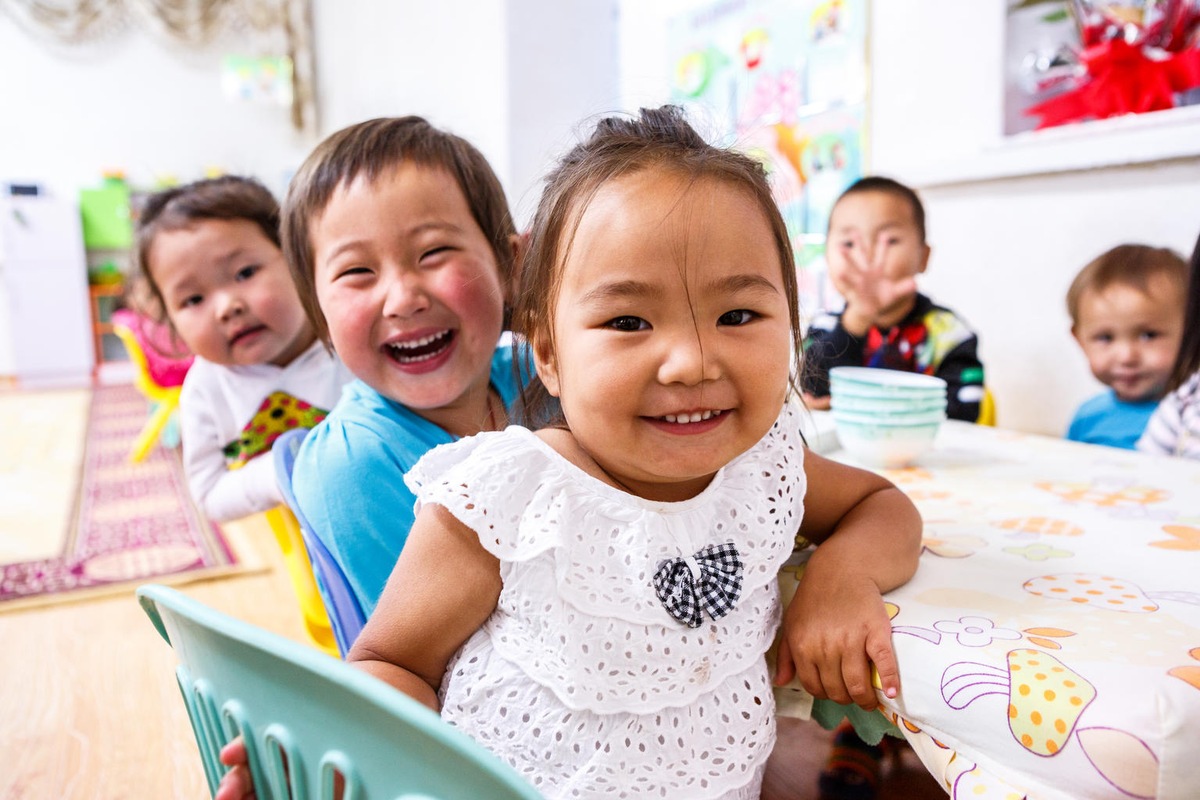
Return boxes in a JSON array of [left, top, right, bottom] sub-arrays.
[[137, 584, 541, 800]]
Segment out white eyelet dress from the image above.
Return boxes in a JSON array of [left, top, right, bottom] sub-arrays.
[[404, 400, 808, 799]]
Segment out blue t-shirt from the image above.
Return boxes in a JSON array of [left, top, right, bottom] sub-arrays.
[[1066, 390, 1158, 450], [292, 344, 529, 617]]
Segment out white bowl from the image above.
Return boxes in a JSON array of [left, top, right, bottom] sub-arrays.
[[832, 407, 947, 426], [834, 416, 941, 468], [830, 393, 947, 415], [829, 382, 947, 402], [830, 367, 948, 394]]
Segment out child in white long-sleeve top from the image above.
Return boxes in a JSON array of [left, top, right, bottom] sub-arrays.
[[135, 176, 353, 521]]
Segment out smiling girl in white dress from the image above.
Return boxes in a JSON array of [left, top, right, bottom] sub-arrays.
[[349, 106, 922, 800]]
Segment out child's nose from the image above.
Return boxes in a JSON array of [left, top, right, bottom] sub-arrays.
[[1115, 340, 1140, 363], [216, 290, 244, 321], [657, 331, 720, 386], [383, 273, 431, 318]]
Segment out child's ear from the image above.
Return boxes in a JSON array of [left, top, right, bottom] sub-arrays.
[[531, 333, 562, 398], [503, 232, 529, 308], [917, 243, 932, 275]]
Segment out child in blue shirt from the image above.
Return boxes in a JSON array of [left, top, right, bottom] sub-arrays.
[[279, 117, 529, 617], [1066, 244, 1186, 449]]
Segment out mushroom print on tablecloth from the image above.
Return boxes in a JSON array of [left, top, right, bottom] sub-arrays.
[[942, 648, 1096, 757], [942, 648, 1161, 798], [1023, 573, 1200, 612]]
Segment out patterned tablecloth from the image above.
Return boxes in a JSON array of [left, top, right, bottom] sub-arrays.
[[826, 418, 1200, 800]]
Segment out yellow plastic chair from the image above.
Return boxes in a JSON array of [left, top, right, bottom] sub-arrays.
[[263, 505, 338, 656], [977, 387, 996, 427], [110, 309, 192, 462]]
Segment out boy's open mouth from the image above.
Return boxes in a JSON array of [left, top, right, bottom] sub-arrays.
[[385, 329, 455, 364]]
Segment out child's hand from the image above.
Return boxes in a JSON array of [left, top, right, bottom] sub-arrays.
[[834, 230, 918, 336], [773, 571, 899, 710], [214, 737, 256, 800]]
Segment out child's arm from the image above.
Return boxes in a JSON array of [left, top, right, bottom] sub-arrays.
[[774, 451, 921, 710], [179, 382, 283, 522], [347, 503, 503, 709]]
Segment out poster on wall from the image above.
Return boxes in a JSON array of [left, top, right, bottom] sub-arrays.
[[668, 0, 869, 317], [1005, 1, 1200, 135]]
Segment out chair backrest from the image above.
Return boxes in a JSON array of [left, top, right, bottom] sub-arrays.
[[111, 308, 193, 390], [977, 387, 997, 427], [138, 584, 542, 800], [273, 428, 367, 657]]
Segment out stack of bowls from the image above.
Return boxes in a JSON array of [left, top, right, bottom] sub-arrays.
[[828, 367, 947, 468]]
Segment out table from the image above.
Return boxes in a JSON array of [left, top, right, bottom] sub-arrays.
[[824, 418, 1200, 800]]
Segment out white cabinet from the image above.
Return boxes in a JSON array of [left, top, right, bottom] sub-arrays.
[[0, 192, 94, 385]]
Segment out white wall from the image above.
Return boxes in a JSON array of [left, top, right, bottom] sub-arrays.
[[0, 22, 311, 199], [0, 0, 618, 377], [618, 0, 1200, 435], [313, 0, 619, 227]]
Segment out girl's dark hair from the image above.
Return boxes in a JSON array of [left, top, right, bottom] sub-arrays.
[[511, 104, 802, 427], [135, 176, 281, 325], [832, 175, 927, 243], [1169, 230, 1200, 392], [281, 116, 517, 346]]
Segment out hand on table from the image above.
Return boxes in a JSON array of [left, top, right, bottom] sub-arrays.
[[773, 571, 898, 710]]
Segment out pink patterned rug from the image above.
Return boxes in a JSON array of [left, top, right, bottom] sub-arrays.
[[0, 383, 248, 610]]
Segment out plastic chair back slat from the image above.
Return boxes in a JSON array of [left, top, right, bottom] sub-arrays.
[[138, 584, 541, 800]]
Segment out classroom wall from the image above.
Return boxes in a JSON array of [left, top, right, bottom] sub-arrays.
[[617, 0, 1200, 436], [5, 1, 1197, 434], [0, 0, 618, 377]]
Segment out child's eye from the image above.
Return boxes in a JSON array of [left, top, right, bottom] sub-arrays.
[[333, 265, 372, 280], [1140, 331, 1161, 341], [606, 315, 649, 332], [179, 294, 203, 309], [1092, 333, 1113, 344], [235, 265, 260, 281], [718, 309, 757, 326], [420, 246, 452, 263]]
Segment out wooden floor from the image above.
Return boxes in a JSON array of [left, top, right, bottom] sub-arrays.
[[0, 516, 309, 800]]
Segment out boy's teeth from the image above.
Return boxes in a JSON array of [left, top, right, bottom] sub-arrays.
[[662, 410, 720, 423], [390, 331, 447, 350], [385, 329, 453, 363]]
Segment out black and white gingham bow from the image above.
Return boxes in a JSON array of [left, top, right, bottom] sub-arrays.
[[652, 542, 743, 628]]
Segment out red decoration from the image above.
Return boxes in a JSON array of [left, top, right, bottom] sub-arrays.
[[1025, 0, 1200, 129]]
